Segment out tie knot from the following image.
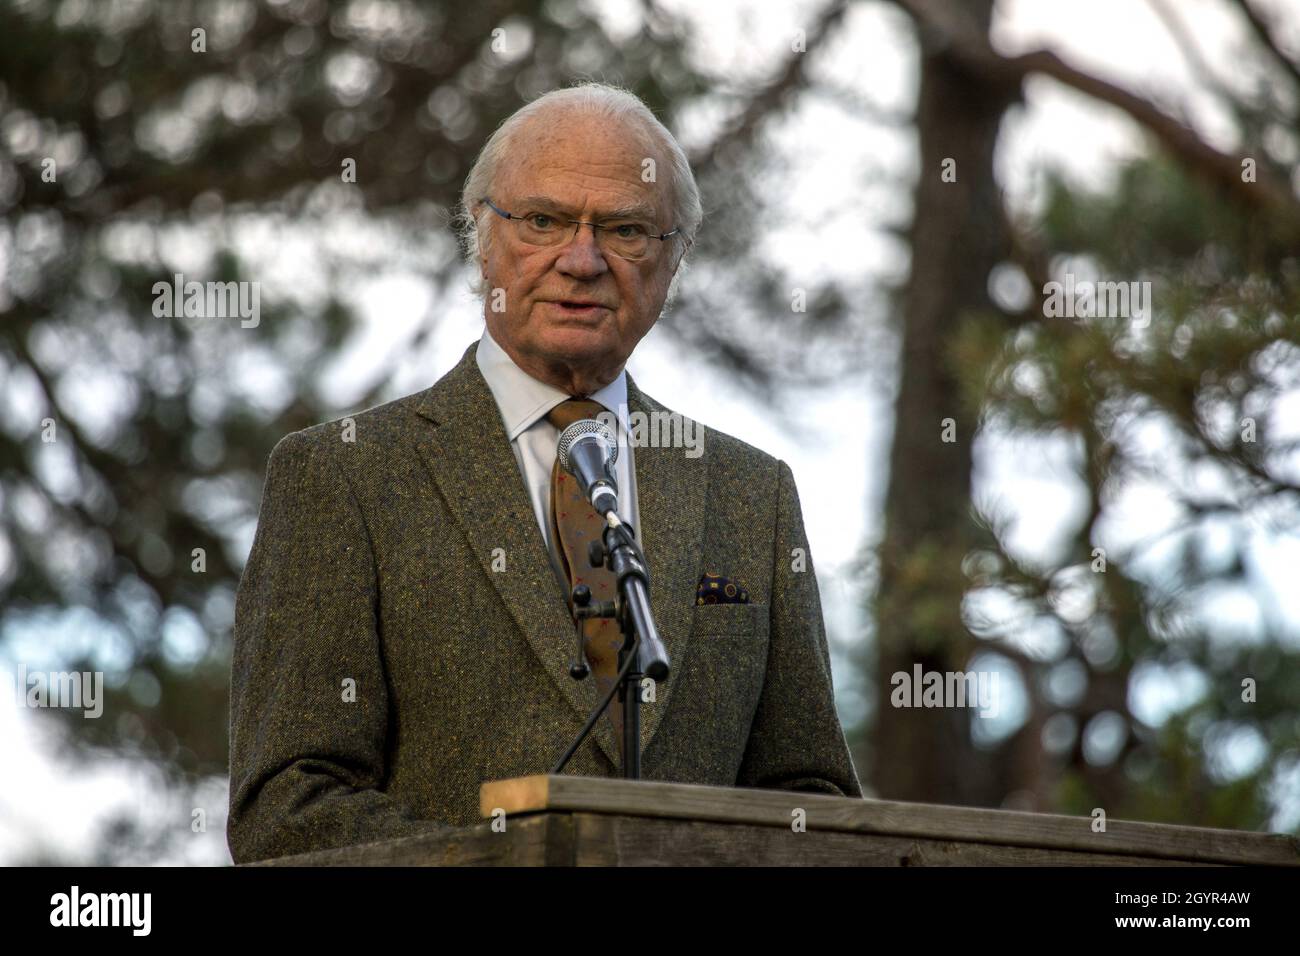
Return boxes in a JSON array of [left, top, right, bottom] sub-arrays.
[[546, 398, 610, 432]]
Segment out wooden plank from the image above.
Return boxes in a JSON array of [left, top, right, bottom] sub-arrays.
[[541, 812, 577, 867], [480, 775, 1299, 866], [479, 774, 551, 820], [570, 813, 1210, 867], [249, 814, 554, 867]]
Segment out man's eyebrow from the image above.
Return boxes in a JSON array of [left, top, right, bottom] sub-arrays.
[[514, 195, 659, 221]]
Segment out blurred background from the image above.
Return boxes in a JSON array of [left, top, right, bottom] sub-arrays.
[[2, 0, 1299, 865]]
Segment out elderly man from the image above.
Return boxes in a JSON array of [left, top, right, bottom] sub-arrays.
[[227, 83, 861, 864]]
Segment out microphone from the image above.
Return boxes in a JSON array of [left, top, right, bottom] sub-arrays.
[[557, 418, 619, 516]]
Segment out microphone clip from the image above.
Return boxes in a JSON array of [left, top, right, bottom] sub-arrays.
[[567, 583, 616, 679]]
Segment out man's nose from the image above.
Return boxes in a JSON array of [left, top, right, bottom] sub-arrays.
[[555, 223, 610, 278]]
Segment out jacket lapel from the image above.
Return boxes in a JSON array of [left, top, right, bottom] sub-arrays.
[[405, 341, 707, 772], [625, 373, 708, 761]]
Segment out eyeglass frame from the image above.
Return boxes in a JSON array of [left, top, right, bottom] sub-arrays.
[[478, 196, 689, 261]]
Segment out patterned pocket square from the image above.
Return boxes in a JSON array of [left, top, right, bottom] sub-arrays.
[[696, 572, 750, 605]]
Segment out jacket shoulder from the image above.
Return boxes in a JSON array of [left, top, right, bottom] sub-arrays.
[[269, 389, 431, 459]]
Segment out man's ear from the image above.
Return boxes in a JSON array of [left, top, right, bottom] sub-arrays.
[[670, 236, 690, 273], [668, 247, 686, 279]]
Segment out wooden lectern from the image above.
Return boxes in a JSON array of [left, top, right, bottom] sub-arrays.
[[251, 775, 1299, 866]]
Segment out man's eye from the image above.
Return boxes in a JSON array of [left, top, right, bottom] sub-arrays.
[[527, 214, 555, 229], [611, 223, 647, 239]]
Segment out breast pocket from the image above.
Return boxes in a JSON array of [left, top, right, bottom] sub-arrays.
[[691, 602, 769, 640], [684, 602, 770, 760]]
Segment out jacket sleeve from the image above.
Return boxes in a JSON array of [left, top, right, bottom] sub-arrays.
[[227, 430, 449, 863], [735, 459, 864, 798]]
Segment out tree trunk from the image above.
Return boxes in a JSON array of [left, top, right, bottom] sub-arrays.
[[865, 0, 1018, 806]]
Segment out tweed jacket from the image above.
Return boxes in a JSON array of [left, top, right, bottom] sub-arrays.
[[227, 339, 862, 863]]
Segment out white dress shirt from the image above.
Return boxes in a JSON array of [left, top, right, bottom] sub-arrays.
[[475, 325, 641, 589]]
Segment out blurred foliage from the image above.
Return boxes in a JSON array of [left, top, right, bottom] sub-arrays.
[[951, 152, 1300, 829], [855, 0, 1300, 832], [0, 0, 876, 862]]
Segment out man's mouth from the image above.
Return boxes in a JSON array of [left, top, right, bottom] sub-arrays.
[[548, 300, 611, 314]]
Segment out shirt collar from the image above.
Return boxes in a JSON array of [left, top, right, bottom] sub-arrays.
[[475, 324, 630, 440]]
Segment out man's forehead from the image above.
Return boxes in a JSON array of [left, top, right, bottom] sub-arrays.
[[499, 112, 668, 216]]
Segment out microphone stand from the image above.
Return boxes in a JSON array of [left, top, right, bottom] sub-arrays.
[[550, 511, 670, 779]]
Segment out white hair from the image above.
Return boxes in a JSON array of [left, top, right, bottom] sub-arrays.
[[454, 83, 702, 301]]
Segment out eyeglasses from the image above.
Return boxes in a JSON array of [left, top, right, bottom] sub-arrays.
[[479, 196, 686, 262]]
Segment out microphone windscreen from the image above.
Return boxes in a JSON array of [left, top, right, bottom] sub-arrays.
[[557, 419, 618, 472]]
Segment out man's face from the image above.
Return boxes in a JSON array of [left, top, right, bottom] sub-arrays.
[[478, 111, 682, 394]]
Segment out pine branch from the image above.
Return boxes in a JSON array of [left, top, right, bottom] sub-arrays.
[[888, 0, 1300, 225], [1227, 0, 1300, 97], [687, 0, 852, 174]]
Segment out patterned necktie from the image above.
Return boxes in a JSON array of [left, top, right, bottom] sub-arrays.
[[546, 398, 625, 763]]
